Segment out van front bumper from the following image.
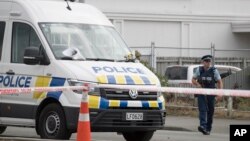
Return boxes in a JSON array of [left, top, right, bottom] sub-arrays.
[[64, 107, 166, 133], [90, 108, 166, 132]]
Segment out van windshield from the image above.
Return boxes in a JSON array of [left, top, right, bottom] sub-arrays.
[[39, 23, 130, 61], [165, 66, 188, 80]]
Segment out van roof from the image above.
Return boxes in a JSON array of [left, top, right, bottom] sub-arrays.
[[2, 0, 112, 26]]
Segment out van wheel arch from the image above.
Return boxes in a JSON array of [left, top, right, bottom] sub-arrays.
[[35, 98, 61, 135]]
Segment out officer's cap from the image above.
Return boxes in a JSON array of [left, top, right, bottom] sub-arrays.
[[201, 55, 212, 61]]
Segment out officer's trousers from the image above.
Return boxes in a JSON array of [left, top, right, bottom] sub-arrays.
[[197, 95, 216, 131]]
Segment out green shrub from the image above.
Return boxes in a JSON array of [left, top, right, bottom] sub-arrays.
[[135, 50, 168, 87]]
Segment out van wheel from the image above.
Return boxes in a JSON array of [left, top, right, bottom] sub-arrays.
[[122, 131, 155, 141], [0, 126, 7, 134], [38, 103, 71, 139]]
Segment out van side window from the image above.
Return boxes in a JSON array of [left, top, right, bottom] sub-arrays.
[[0, 22, 5, 61], [12, 22, 41, 63]]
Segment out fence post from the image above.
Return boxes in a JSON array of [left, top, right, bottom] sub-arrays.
[[178, 58, 183, 65], [227, 96, 233, 118], [151, 42, 156, 70], [211, 43, 215, 67], [154, 45, 157, 71], [243, 58, 247, 68], [227, 77, 238, 118]]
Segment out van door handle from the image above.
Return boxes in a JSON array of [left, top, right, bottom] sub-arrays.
[[6, 70, 15, 75]]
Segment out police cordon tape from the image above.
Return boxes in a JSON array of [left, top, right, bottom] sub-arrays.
[[0, 85, 250, 141], [0, 85, 92, 141], [0, 86, 87, 95], [98, 84, 250, 98], [0, 84, 250, 97]]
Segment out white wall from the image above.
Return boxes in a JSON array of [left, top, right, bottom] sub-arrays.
[[123, 21, 181, 47], [86, 0, 191, 14], [85, 0, 250, 58], [191, 0, 250, 15], [86, 0, 250, 15], [190, 23, 250, 57]]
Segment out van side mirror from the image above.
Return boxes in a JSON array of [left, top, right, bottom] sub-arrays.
[[23, 47, 43, 65]]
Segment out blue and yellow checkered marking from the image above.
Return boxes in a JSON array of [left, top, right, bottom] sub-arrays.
[[142, 101, 150, 108], [107, 75, 116, 84], [33, 76, 65, 100], [88, 96, 100, 108], [33, 76, 51, 99], [124, 75, 135, 85], [47, 77, 66, 100], [97, 75, 157, 85], [140, 76, 151, 85], [89, 96, 165, 110]]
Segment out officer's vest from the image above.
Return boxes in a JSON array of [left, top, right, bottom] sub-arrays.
[[197, 66, 217, 88]]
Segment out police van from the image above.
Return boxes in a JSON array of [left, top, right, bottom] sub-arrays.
[[0, 0, 166, 140]]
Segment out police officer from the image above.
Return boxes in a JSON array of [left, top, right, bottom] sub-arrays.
[[192, 55, 223, 135]]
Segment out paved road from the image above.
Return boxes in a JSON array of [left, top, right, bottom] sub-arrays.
[[1, 116, 248, 141], [0, 127, 228, 141], [165, 115, 250, 134], [90, 130, 228, 141]]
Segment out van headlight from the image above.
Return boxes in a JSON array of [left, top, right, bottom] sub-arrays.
[[67, 79, 100, 95], [157, 92, 162, 98], [156, 84, 162, 98]]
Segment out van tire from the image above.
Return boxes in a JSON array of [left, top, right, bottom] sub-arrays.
[[122, 131, 154, 141], [0, 126, 7, 134], [38, 103, 71, 139]]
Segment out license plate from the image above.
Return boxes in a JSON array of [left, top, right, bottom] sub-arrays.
[[126, 113, 143, 121]]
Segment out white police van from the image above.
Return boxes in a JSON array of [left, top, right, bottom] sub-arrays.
[[0, 0, 166, 140]]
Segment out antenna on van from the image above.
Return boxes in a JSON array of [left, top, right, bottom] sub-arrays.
[[65, 0, 73, 11]]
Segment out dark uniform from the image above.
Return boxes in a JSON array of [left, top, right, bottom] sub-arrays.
[[193, 55, 221, 135]]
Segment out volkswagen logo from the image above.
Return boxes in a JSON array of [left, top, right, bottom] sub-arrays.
[[129, 89, 138, 99]]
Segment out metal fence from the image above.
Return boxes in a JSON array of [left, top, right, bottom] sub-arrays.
[[222, 66, 250, 116], [156, 57, 250, 75], [223, 67, 250, 90], [131, 43, 250, 115], [131, 42, 250, 74]]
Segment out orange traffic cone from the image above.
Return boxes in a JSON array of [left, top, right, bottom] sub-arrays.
[[77, 84, 91, 141]]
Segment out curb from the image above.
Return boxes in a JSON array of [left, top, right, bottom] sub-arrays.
[[0, 137, 55, 141]]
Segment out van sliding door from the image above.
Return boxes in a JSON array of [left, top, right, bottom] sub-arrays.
[[0, 22, 45, 126], [0, 22, 6, 120]]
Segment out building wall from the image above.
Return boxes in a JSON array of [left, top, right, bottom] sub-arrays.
[[85, 0, 250, 57], [86, 0, 250, 15], [124, 21, 181, 47]]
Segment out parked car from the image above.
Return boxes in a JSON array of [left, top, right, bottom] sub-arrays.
[[165, 65, 242, 87]]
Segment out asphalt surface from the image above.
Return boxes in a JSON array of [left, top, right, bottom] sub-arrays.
[[0, 116, 249, 141], [165, 115, 250, 134], [0, 127, 228, 141]]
